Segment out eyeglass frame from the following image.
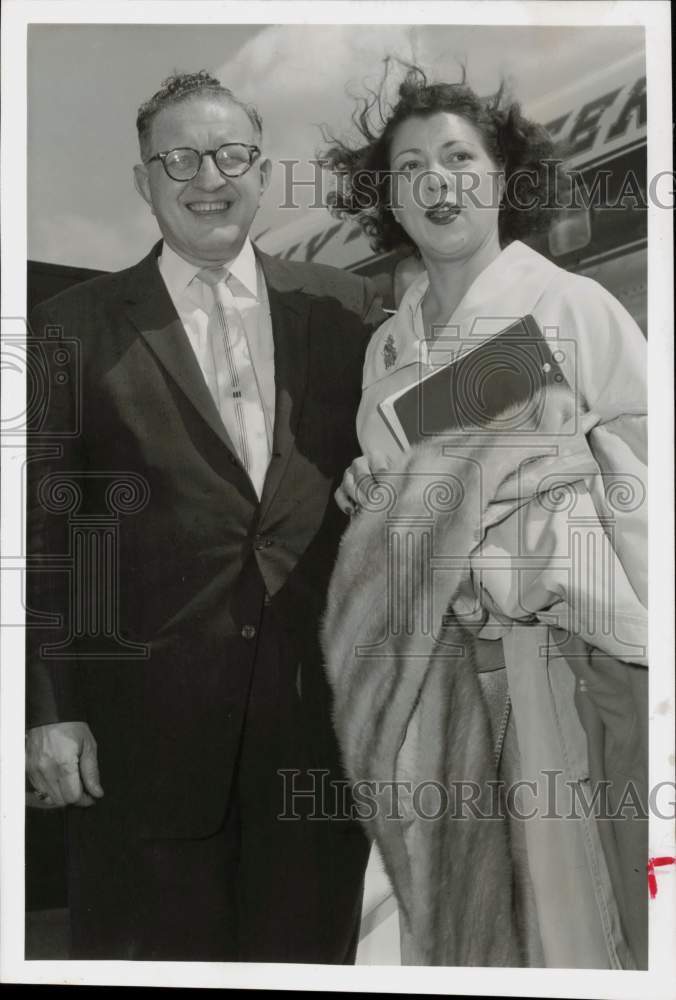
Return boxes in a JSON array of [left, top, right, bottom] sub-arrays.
[[144, 143, 261, 181]]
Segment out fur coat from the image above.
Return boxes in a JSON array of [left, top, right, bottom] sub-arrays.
[[322, 388, 648, 967]]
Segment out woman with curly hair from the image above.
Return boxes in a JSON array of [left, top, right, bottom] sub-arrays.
[[321, 65, 647, 969]]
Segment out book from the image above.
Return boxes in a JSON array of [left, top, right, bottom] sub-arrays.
[[377, 315, 571, 450]]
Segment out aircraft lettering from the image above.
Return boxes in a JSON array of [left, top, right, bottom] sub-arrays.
[[544, 112, 572, 140], [606, 76, 647, 142], [567, 89, 622, 156]]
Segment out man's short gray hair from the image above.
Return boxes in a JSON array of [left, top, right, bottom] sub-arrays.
[[137, 70, 263, 159]]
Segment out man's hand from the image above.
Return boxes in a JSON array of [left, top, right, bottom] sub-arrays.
[[335, 452, 391, 516], [26, 722, 104, 808]]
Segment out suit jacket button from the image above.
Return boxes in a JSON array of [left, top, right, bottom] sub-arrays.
[[241, 624, 256, 639]]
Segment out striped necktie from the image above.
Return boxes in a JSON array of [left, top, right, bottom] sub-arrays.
[[198, 266, 270, 497]]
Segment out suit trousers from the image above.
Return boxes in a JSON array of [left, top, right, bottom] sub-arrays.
[[66, 601, 368, 962]]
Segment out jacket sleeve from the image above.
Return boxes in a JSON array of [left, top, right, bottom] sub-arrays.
[[540, 273, 648, 612], [466, 379, 647, 665], [477, 468, 649, 666], [586, 414, 647, 610], [26, 299, 88, 727]]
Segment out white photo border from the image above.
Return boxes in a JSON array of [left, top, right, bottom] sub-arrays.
[[2, 1, 673, 994]]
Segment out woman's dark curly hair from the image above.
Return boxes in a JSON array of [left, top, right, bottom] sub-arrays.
[[322, 60, 567, 254]]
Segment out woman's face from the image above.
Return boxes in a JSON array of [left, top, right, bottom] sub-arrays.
[[389, 111, 504, 265]]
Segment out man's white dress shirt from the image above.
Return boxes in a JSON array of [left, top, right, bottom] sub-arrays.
[[158, 239, 275, 497]]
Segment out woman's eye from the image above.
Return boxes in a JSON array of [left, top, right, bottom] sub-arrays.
[[446, 151, 472, 164], [398, 160, 421, 173]]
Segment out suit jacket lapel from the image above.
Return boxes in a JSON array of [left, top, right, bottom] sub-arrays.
[[256, 249, 312, 518], [123, 243, 243, 462], [122, 243, 312, 511]]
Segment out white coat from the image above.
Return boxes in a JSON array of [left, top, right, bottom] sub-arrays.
[[327, 242, 648, 969]]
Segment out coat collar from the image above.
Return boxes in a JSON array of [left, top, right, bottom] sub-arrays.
[[363, 241, 562, 390]]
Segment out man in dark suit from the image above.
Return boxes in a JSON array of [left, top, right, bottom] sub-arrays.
[[25, 71, 382, 962]]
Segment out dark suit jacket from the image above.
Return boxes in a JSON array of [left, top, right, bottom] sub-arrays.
[[26, 240, 384, 839]]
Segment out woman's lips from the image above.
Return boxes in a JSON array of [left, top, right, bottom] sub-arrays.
[[425, 204, 460, 225]]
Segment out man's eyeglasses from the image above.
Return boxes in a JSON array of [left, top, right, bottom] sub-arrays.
[[145, 143, 261, 182]]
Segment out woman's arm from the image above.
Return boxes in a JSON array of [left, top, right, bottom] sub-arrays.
[[534, 273, 648, 609]]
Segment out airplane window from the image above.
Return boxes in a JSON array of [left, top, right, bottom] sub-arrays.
[[548, 207, 592, 257]]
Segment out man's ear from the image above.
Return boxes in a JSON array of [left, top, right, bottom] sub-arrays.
[[258, 157, 272, 197], [133, 164, 155, 215]]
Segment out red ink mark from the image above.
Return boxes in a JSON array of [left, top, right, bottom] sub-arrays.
[[647, 856, 676, 898]]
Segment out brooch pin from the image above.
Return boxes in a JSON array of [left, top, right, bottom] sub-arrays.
[[383, 332, 397, 370]]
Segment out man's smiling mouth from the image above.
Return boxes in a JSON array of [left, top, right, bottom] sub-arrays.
[[187, 200, 234, 214]]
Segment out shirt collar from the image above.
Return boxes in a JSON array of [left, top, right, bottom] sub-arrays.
[[159, 237, 259, 302], [225, 237, 258, 298], [399, 240, 540, 338]]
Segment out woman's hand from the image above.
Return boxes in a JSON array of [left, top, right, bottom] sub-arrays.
[[335, 452, 391, 516]]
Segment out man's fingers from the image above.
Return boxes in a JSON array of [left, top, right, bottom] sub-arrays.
[[25, 722, 102, 809], [27, 757, 66, 806], [55, 762, 85, 806], [37, 767, 67, 808], [79, 742, 104, 799], [27, 790, 60, 809], [54, 769, 95, 807], [73, 792, 96, 808], [26, 770, 57, 808]]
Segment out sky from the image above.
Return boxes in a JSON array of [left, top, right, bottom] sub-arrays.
[[27, 22, 645, 271]]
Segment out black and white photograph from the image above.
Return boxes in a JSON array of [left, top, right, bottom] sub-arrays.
[[1, 1, 673, 994]]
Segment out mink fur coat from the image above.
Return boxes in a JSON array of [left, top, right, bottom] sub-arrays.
[[322, 388, 648, 968]]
